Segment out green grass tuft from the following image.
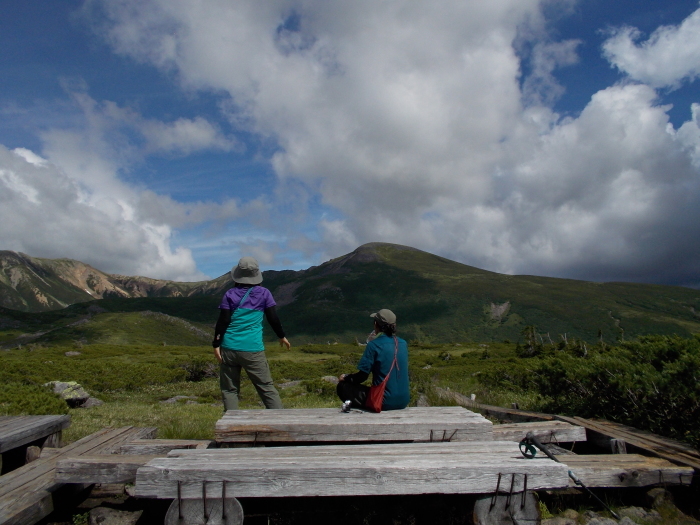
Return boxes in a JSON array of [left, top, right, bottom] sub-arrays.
[[0, 382, 68, 416]]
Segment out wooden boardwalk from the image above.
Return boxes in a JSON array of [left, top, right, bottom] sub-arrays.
[[556, 416, 700, 470], [215, 406, 493, 443], [7, 406, 698, 525], [0, 426, 155, 525]]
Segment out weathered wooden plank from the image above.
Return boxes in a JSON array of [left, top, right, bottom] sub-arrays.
[[135, 441, 570, 499], [492, 421, 586, 443], [90, 427, 157, 455], [555, 416, 700, 470], [0, 487, 54, 525], [0, 426, 157, 525], [119, 439, 212, 455], [0, 427, 124, 496], [136, 461, 569, 499], [169, 441, 522, 460], [215, 407, 493, 443], [558, 454, 694, 488], [56, 455, 159, 484], [0, 415, 71, 453]]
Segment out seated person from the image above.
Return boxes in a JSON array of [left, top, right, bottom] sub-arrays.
[[337, 309, 409, 411]]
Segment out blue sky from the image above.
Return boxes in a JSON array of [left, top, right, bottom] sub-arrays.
[[1, 1, 700, 287]]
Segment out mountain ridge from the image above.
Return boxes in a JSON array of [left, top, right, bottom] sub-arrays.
[[2, 243, 700, 344]]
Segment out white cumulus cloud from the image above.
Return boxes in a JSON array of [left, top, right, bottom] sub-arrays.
[[0, 145, 204, 280], [71, 1, 700, 286], [0, 84, 253, 280], [603, 7, 700, 89]]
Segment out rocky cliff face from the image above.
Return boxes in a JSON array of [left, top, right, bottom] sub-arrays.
[[0, 251, 231, 312]]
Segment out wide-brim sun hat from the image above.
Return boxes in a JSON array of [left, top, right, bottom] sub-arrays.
[[370, 309, 396, 325], [231, 256, 263, 285]]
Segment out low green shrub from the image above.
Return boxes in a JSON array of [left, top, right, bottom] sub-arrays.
[[532, 335, 700, 447], [0, 382, 68, 416], [301, 378, 337, 397], [179, 356, 218, 381]]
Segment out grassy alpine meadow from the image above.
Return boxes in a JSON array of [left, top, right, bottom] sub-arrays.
[[1, 333, 699, 449], [0, 338, 540, 443]]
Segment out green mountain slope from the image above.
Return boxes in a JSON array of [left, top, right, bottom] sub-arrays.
[[2, 243, 699, 344], [260, 242, 700, 342]]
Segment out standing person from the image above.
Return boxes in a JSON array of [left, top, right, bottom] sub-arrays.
[[337, 309, 410, 411], [212, 257, 291, 410]]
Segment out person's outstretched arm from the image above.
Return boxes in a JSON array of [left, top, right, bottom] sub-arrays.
[[212, 308, 232, 362], [265, 306, 291, 349]]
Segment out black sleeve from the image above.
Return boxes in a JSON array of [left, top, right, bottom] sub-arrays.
[[343, 370, 369, 384], [264, 306, 286, 339], [213, 308, 232, 347]]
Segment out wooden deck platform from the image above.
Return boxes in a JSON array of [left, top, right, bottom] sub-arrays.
[[135, 442, 570, 499], [0, 426, 156, 525], [556, 416, 700, 470], [215, 407, 493, 443]]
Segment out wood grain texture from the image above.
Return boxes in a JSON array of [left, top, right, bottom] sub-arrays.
[[558, 454, 694, 488], [0, 415, 70, 453], [56, 455, 159, 484], [215, 407, 493, 443], [555, 416, 700, 470], [119, 439, 213, 455], [492, 421, 586, 443], [0, 426, 156, 525], [168, 441, 522, 460], [135, 441, 570, 499]]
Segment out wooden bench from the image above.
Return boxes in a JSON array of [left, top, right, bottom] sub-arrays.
[[0, 415, 70, 473], [0, 426, 155, 525], [215, 406, 493, 444]]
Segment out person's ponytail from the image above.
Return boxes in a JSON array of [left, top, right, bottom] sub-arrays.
[[381, 322, 397, 337]]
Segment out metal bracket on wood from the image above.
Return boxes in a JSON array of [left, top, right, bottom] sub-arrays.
[[429, 429, 458, 442], [202, 481, 208, 521], [550, 430, 559, 446], [177, 480, 183, 521], [490, 473, 502, 510], [505, 473, 516, 509], [521, 474, 528, 509], [222, 480, 227, 520]]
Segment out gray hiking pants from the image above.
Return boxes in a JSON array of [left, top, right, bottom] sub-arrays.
[[220, 349, 282, 410]]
